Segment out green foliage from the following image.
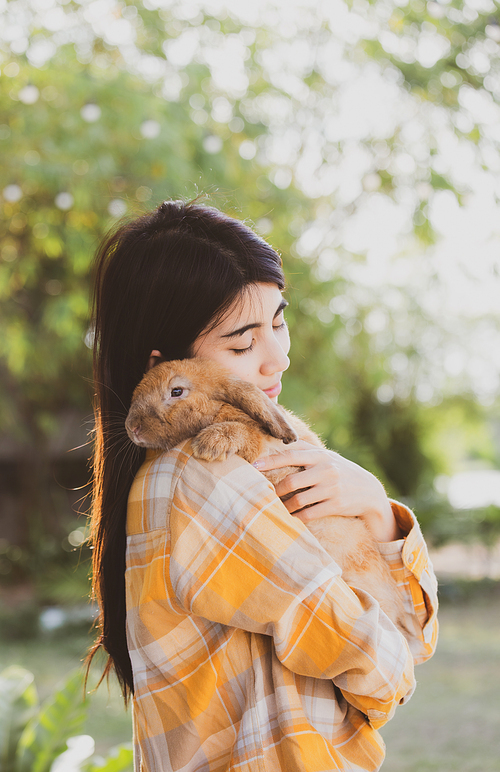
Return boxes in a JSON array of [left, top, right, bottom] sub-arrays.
[[0, 14, 317, 566], [421, 397, 497, 475], [0, 665, 133, 772], [83, 745, 133, 772], [16, 669, 87, 772], [0, 667, 38, 772], [369, 0, 500, 102]]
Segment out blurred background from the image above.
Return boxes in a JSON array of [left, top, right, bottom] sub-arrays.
[[1, 0, 499, 770]]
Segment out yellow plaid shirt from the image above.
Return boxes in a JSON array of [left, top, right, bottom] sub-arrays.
[[126, 441, 438, 772]]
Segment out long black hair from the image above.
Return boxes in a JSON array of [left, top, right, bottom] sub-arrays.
[[88, 200, 285, 700]]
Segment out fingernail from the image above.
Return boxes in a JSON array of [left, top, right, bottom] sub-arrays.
[[253, 460, 264, 469]]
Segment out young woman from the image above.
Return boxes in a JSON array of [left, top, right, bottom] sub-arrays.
[[89, 200, 438, 772]]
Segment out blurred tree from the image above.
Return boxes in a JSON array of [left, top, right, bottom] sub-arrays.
[[0, 29, 314, 573], [1, 0, 499, 580]]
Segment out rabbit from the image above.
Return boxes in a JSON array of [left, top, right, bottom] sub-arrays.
[[126, 358, 409, 634]]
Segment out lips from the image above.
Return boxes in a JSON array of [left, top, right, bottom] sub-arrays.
[[262, 382, 282, 399]]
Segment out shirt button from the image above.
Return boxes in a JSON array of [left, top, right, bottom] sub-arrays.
[[408, 552, 415, 564]]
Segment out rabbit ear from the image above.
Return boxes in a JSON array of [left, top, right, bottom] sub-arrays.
[[213, 377, 298, 444]]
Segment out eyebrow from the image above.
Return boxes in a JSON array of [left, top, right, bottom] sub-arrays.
[[221, 299, 288, 340]]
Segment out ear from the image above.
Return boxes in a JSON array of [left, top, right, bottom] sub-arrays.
[[213, 377, 298, 444], [146, 349, 165, 372]]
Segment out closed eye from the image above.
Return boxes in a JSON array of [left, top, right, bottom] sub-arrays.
[[231, 341, 255, 355], [232, 319, 286, 355]]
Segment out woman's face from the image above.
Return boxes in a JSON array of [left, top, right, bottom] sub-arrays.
[[192, 283, 290, 402]]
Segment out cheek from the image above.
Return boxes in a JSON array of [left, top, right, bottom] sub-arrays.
[[197, 348, 255, 382], [221, 356, 255, 382]]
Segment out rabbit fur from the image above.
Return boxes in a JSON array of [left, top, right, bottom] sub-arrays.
[[126, 358, 409, 634]]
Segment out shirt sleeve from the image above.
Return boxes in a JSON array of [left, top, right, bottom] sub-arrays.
[[378, 501, 439, 665], [169, 452, 415, 730]]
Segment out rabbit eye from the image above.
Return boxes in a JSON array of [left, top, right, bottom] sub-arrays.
[[171, 387, 184, 398]]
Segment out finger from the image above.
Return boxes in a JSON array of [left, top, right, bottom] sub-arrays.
[[280, 486, 326, 515], [289, 500, 334, 522], [273, 467, 328, 498], [253, 444, 325, 471]]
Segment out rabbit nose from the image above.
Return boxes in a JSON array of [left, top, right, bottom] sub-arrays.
[[128, 423, 142, 443]]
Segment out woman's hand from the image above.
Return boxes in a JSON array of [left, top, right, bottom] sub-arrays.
[[253, 441, 403, 543]]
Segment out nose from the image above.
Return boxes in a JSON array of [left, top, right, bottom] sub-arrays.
[[126, 421, 143, 444], [260, 337, 290, 377]]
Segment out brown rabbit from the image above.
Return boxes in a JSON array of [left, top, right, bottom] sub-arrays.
[[126, 358, 409, 634]]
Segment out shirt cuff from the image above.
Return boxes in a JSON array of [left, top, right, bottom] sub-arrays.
[[377, 500, 427, 581], [378, 501, 439, 657], [377, 500, 411, 551]]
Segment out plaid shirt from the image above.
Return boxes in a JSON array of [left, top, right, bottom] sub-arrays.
[[126, 441, 438, 772]]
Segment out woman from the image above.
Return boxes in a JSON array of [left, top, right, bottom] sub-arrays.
[[89, 199, 438, 772]]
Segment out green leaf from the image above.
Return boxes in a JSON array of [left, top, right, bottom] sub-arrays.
[[83, 743, 134, 772], [0, 666, 39, 772], [16, 669, 88, 772]]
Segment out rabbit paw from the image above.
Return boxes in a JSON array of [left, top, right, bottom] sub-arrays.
[[191, 425, 239, 462]]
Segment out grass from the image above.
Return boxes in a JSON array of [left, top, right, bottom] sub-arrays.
[[1, 586, 499, 768], [381, 590, 500, 771]]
